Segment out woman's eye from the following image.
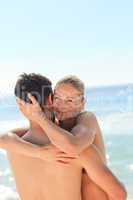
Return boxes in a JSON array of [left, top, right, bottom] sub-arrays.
[[67, 99, 73, 103], [54, 97, 59, 100]]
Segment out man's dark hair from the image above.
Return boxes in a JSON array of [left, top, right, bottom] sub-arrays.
[[14, 73, 53, 106]]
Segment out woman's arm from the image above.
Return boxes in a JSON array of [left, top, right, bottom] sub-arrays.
[[0, 133, 74, 163], [37, 112, 96, 156], [79, 146, 127, 200], [0, 133, 40, 157]]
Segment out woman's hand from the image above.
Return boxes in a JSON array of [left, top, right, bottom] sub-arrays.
[[39, 144, 78, 165], [16, 94, 44, 122]]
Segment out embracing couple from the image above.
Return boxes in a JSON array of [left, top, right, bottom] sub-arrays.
[[0, 73, 127, 200]]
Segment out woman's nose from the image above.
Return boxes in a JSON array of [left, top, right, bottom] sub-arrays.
[[54, 100, 68, 110]]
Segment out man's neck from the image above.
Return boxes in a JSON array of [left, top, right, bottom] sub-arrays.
[[24, 121, 50, 146], [29, 110, 53, 137], [29, 121, 46, 137]]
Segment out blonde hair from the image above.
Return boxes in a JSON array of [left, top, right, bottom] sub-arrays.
[[55, 75, 85, 94]]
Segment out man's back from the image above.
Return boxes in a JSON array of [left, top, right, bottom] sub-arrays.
[[8, 152, 40, 199], [8, 131, 82, 200]]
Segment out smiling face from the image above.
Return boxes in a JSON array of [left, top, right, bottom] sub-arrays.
[[53, 83, 85, 121]]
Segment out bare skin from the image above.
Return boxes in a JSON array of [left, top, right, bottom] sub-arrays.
[[8, 127, 83, 200], [0, 83, 126, 200], [2, 111, 126, 200], [5, 113, 97, 200], [8, 113, 109, 200]]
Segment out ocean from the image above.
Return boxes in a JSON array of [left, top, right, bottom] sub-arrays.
[[0, 84, 133, 199]]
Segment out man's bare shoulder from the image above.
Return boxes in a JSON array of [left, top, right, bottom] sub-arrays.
[[0, 132, 19, 148]]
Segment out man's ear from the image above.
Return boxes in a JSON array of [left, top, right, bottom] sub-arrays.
[[47, 94, 53, 105]]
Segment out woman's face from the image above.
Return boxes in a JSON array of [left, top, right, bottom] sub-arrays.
[[53, 84, 85, 121]]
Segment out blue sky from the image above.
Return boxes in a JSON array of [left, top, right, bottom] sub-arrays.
[[0, 0, 133, 91]]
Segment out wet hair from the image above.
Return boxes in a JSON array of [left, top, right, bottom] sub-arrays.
[[14, 73, 53, 106], [55, 75, 85, 94]]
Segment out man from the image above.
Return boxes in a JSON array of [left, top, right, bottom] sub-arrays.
[[0, 73, 127, 200]]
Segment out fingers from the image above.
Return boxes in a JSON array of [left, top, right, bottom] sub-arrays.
[[56, 159, 71, 164], [57, 156, 76, 159], [56, 157, 75, 163], [56, 152, 78, 158], [16, 94, 38, 106], [28, 93, 38, 105], [56, 152, 77, 163], [56, 154, 77, 159], [56, 160, 70, 165], [16, 97, 26, 106]]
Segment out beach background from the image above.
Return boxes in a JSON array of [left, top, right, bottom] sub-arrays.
[[0, 83, 133, 200], [0, 0, 133, 199]]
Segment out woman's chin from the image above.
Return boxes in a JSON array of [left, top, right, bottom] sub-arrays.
[[55, 112, 79, 121], [55, 112, 69, 121], [56, 115, 67, 121]]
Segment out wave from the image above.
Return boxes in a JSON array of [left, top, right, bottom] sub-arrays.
[[0, 120, 28, 134], [0, 149, 7, 155], [98, 112, 133, 134], [0, 185, 19, 200], [128, 164, 133, 172]]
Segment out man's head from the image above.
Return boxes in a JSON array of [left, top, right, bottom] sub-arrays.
[[15, 73, 53, 109], [53, 75, 85, 121]]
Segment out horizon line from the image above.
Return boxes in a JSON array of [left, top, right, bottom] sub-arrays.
[[0, 82, 132, 96]]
